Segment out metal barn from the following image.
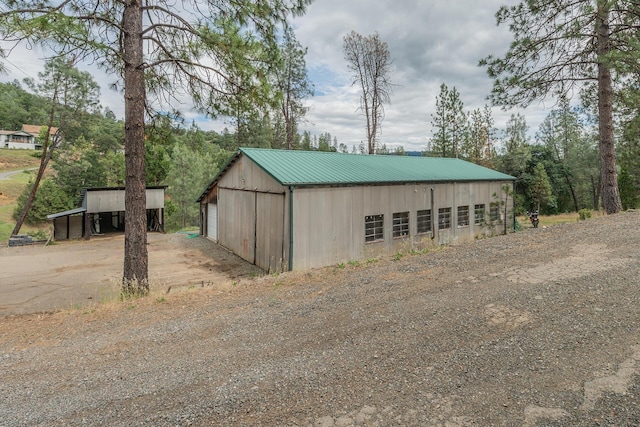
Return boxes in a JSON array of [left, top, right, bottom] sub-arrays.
[[47, 186, 166, 240], [198, 148, 515, 272]]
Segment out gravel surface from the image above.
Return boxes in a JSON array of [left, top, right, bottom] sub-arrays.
[[1, 211, 640, 426]]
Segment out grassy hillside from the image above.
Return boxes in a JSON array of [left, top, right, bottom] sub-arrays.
[[0, 149, 46, 242], [0, 148, 41, 171]]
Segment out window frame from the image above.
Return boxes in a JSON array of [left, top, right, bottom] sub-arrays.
[[490, 202, 501, 222], [457, 205, 470, 227], [474, 204, 485, 225], [392, 211, 410, 239], [365, 214, 384, 243], [416, 209, 432, 235], [438, 207, 452, 230]]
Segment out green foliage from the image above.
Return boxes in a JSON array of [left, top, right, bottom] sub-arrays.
[[578, 208, 592, 220], [0, 81, 50, 130], [28, 229, 48, 240], [272, 27, 314, 150], [165, 142, 230, 230], [13, 179, 74, 225], [499, 113, 531, 177], [527, 162, 555, 212], [429, 83, 466, 158], [52, 137, 124, 198], [618, 164, 640, 210]]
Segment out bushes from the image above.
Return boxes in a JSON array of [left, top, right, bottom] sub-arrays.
[[13, 179, 74, 225], [578, 208, 592, 221]]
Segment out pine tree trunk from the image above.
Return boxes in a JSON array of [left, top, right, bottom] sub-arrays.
[[122, 0, 148, 295], [12, 101, 58, 237], [596, 2, 622, 214]]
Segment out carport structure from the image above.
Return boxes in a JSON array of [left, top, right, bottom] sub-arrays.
[[47, 186, 166, 240]]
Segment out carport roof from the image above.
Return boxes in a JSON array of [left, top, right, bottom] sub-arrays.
[[47, 207, 86, 220]]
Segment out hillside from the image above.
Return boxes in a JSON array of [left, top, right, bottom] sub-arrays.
[[1, 211, 639, 426], [0, 148, 41, 171], [0, 149, 44, 241]]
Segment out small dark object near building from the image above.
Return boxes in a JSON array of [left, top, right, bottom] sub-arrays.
[[8, 235, 34, 247], [527, 211, 539, 228]]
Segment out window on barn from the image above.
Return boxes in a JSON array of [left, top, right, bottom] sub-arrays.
[[490, 202, 501, 222], [457, 205, 469, 227], [438, 207, 451, 230], [474, 204, 485, 225], [392, 212, 410, 238], [417, 209, 432, 234], [365, 214, 384, 243]]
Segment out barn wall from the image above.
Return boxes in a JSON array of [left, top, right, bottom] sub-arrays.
[[291, 181, 513, 270], [86, 188, 164, 212], [219, 155, 285, 193], [53, 215, 83, 240], [217, 156, 288, 271], [208, 153, 513, 272]]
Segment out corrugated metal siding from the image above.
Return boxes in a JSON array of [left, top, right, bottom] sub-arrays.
[[218, 188, 255, 264], [291, 181, 513, 270], [85, 188, 164, 212], [219, 155, 286, 193], [255, 193, 285, 272]]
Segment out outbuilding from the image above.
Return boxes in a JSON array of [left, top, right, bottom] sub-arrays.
[[197, 148, 515, 272], [47, 186, 166, 240]]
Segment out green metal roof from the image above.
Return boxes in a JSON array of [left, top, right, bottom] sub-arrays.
[[240, 147, 514, 186]]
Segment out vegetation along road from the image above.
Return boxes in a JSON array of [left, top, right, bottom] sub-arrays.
[[1, 211, 639, 426]]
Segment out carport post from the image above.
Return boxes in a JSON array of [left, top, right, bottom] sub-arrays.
[[84, 212, 91, 240]]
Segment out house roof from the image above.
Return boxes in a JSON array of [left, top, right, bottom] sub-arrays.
[[198, 148, 515, 202], [21, 124, 60, 136], [0, 130, 33, 136]]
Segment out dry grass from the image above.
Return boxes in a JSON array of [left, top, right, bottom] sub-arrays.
[[0, 168, 47, 243], [0, 148, 41, 171], [518, 210, 605, 229]]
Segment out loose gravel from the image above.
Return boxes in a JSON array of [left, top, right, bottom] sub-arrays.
[[1, 211, 640, 426]]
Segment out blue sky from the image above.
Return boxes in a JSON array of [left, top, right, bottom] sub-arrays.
[[0, 0, 552, 152]]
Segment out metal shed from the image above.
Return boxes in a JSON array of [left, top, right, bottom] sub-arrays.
[[197, 148, 515, 272], [47, 186, 166, 240]]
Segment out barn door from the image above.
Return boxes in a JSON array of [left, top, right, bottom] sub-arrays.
[[218, 188, 255, 264], [255, 193, 285, 272]]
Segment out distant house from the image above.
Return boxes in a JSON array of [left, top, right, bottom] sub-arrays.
[[0, 124, 61, 150], [47, 186, 167, 240], [197, 148, 515, 273], [0, 130, 37, 149], [22, 124, 61, 148]]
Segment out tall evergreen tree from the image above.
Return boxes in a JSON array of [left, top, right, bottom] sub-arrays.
[[273, 27, 313, 150], [429, 83, 465, 158], [480, 0, 640, 214], [500, 113, 531, 178], [0, 0, 310, 294]]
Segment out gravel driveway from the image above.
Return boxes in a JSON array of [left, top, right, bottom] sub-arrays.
[[1, 211, 639, 426]]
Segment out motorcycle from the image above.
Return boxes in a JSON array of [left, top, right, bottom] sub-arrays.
[[526, 210, 539, 228]]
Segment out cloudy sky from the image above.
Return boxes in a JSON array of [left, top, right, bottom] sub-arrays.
[[0, 0, 552, 152], [291, 0, 554, 152]]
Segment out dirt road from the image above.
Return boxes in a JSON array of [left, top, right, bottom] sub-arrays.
[[1, 212, 640, 426], [0, 232, 262, 315]]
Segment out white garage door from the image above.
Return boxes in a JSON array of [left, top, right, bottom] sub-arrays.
[[207, 203, 217, 241]]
